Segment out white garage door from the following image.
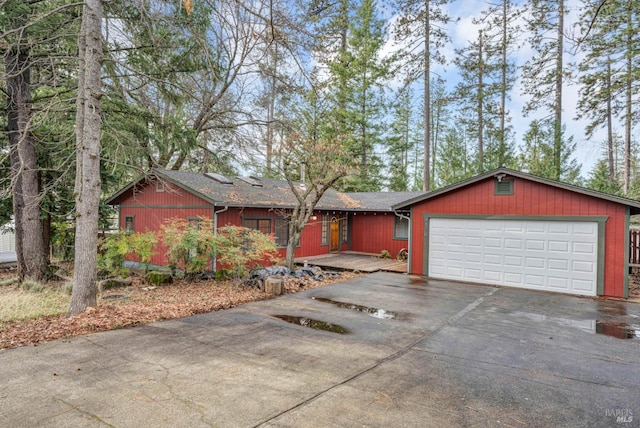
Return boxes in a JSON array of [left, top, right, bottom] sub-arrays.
[[428, 218, 599, 296]]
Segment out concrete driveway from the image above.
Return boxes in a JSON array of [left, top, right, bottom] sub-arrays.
[[1, 272, 638, 427]]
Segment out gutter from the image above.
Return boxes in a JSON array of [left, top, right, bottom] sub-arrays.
[[213, 204, 229, 271]]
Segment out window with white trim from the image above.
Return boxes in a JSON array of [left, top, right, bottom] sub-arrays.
[[394, 216, 409, 240]]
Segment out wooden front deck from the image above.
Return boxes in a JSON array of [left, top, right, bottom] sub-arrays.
[[295, 252, 407, 273]]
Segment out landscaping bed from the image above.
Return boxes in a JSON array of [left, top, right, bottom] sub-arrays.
[[0, 268, 361, 350]]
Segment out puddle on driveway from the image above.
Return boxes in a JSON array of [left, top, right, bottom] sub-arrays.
[[311, 297, 398, 319], [272, 315, 349, 334], [596, 321, 639, 339], [512, 311, 639, 340]]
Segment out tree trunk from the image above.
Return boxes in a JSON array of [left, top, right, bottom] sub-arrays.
[[623, 0, 632, 194], [477, 29, 484, 173], [553, 0, 564, 180], [70, 0, 103, 315], [499, 0, 508, 166], [5, 1, 47, 282], [285, 229, 300, 271], [606, 58, 614, 182], [423, 0, 431, 191]]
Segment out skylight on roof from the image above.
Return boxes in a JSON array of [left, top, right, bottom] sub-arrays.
[[204, 172, 233, 184], [237, 176, 263, 187]]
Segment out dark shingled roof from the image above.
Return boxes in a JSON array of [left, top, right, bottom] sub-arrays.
[[106, 169, 421, 212], [345, 192, 424, 211]]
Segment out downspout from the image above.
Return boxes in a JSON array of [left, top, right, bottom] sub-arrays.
[[393, 209, 411, 273], [213, 204, 229, 271]]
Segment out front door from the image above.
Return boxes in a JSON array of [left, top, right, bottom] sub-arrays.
[[330, 218, 340, 252]]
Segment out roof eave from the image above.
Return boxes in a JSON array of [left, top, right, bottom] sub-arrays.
[[392, 167, 640, 211]]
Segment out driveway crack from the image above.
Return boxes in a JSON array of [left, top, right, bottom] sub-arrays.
[[252, 287, 499, 427]]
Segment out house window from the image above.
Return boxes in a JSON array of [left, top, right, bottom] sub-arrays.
[[187, 217, 201, 258], [156, 180, 165, 192], [394, 216, 409, 240], [188, 217, 201, 230], [274, 218, 289, 247], [124, 215, 134, 233], [341, 216, 348, 243], [494, 178, 514, 195], [243, 218, 272, 235], [321, 214, 329, 245]]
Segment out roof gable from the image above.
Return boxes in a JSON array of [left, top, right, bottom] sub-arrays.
[[392, 167, 640, 214]]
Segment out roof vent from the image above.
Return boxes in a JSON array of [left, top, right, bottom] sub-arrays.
[[237, 176, 263, 187], [204, 172, 233, 185]]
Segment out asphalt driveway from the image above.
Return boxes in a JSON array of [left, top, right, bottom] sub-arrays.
[[1, 272, 638, 427]]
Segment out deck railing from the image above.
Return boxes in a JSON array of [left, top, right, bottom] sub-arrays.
[[630, 230, 640, 266]]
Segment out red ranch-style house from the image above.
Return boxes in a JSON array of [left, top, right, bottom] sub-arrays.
[[392, 167, 640, 299], [106, 168, 422, 269], [108, 167, 640, 299]]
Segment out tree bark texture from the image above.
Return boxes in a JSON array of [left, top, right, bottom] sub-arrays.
[[5, 2, 47, 282], [69, 0, 103, 315], [423, 0, 431, 191], [553, 0, 564, 180]]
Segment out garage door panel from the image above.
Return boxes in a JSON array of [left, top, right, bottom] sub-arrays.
[[573, 222, 597, 235], [525, 258, 546, 269], [466, 236, 483, 247], [548, 241, 569, 252], [446, 266, 464, 277], [484, 237, 502, 248], [465, 269, 482, 280], [525, 274, 545, 286], [526, 240, 546, 251], [547, 277, 568, 288], [483, 270, 502, 281], [484, 254, 502, 265], [504, 238, 523, 249], [573, 279, 595, 292], [504, 273, 523, 284], [428, 218, 598, 296], [526, 223, 546, 233], [548, 258, 569, 271], [504, 255, 522, 266], [548, 222, 570, 233], [572, 260, 595, 273], [573, 242, 595, 254]]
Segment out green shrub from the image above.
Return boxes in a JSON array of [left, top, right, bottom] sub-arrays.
[[145, 271, 173, 287], [214, 225, 281, 278], [161, 217, 216, 275], [98, 231, 158, 277], [160, 219, 281, 279], [215, 269, 232, 280], [380, 249, 391, 259]]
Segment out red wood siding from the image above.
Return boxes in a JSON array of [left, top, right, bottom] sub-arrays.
[[116, 182, 335, 264], [350, 213, 408, 257], [118, 182, 213, 266], [115, 181, 416, 267], [409, 177, 628, 298]]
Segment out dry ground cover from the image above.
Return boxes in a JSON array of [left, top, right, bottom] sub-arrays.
[[2, 267, 639, 351], [0, 268, 362, 350]]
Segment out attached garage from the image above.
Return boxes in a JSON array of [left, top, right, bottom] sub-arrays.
[[393, 168, 640, 299], [428, 217, 601, 296]]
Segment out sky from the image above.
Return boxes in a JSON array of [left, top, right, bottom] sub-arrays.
[[384, 0, 607, 178]]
